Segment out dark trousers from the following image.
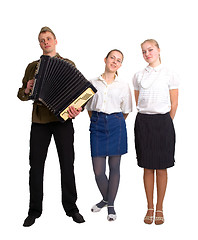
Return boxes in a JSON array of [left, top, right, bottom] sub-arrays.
[[28, 120, 79, 218]]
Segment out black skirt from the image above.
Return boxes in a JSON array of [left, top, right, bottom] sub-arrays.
[[134, 112, 175, 169]]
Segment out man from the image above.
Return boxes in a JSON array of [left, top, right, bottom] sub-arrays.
[[17, 26, 85, 227]]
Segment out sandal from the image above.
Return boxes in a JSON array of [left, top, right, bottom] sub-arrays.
[[155, 210, 164, 225], [144, 208, 154, 224], [91, 200, 107, 212], [107, 206, 117, 221]]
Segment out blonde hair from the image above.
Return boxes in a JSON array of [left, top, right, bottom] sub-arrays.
[[141, 39, 161, 62]]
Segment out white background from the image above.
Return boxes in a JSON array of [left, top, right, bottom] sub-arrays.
[[1, 0, 197, 239]]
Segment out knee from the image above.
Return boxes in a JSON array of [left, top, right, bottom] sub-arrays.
[[144, 169, 154, 176], [109, 160, 121, 174], [94, 170, 105, 180], [156, 169, 167, 178]]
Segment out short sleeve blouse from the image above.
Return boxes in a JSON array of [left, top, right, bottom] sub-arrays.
[[86, 75, 133, 114], [133, 64, 179, 114]]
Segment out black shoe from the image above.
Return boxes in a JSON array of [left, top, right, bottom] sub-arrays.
[[71, 212, 85, 223], [23, 216, 36, 227]]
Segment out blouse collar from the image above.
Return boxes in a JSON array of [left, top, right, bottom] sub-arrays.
[[145, 64, 163, 72], [98, 74, 119, 82]]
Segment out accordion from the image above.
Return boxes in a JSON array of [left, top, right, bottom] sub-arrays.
[[29, 55, 97, 122]]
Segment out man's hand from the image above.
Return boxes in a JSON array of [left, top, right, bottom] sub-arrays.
[[25, 79, 35, 94], [67, 106, 82, 119]]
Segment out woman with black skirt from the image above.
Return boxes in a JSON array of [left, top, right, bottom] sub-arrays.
[[86, 49, 132, 221], [133, 39, 179, 225]]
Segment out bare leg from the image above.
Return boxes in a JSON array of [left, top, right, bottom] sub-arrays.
[[155, 169, 167, 224], [143, 169, 155, 224], [156, 169, 167, 210], [144, 169, 155, 209]]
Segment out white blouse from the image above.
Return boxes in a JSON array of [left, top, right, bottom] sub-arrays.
[[133, 64, 179, 114], [86, 75, 133, 114]]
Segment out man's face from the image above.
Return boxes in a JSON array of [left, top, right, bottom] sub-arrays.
[[38, 31, 57, 56]]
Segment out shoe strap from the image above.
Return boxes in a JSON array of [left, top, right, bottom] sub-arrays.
[[145, 216, 154, 220], [156, 210, 163, 213], [155, 217, 164, 220]]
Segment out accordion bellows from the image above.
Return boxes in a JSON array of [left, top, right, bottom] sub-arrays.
[[29, 55, 97, 122]]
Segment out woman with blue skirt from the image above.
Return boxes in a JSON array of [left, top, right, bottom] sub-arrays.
[[133, 39, 179, 225], [86, 49, 132, 221]]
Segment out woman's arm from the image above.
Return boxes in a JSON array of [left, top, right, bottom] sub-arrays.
[[123, 113, 128, 119], [88, 111, 92, 118], [169, 89, 178, 120], [134, 90, 139, 106]]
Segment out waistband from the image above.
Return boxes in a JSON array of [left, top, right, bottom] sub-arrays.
[[92, 111, 123, 117], [137, 112, 170, 118]]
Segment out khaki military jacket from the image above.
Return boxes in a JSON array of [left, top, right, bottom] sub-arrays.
[[17, 54, 75, 123]]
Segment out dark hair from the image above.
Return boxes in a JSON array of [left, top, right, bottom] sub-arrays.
[[106, 49, 124, 62], [105, 49, 124, 76]]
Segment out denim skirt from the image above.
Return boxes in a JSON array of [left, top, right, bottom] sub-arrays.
[[134, 112, 175, 169], [90, 111, 127, 157]]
